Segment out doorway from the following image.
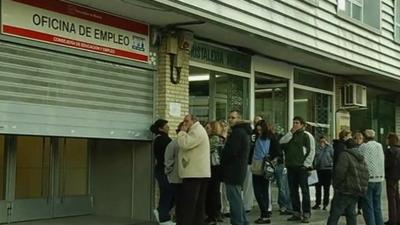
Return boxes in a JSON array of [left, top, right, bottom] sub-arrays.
[[1, 135, 92, 223]]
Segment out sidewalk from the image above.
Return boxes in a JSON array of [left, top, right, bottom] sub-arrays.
[[221, 185, 389, 225]]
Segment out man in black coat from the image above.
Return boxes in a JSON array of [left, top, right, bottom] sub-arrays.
[[221, 110, 252, 225]]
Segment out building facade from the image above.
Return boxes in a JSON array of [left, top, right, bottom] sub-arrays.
[[0, 0, 399, 224]]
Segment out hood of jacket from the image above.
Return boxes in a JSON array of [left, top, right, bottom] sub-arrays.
[[231, 122, 252, 135], [344, 148, 364, 162]]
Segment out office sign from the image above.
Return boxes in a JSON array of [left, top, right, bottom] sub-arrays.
[[1, 0, 149, 63]]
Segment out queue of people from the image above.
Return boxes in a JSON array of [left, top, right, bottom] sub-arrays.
[[150, 113, 400, 225]]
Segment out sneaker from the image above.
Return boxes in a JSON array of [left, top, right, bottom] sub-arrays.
[[254, 217, 271, 224], [153, 209, 159, 222], [301, 217, 310, 223], [311, 205, 320, 210], [159, 221, 176, 225], [287, 215, 302, 221], [280, 210, 292, 215]]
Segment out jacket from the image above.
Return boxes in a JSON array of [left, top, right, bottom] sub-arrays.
[[332, 139, 347, 168], [333, 148, 369, 196], [221, 122, 252, 185], [358, 140, 385, 182], [153, 132, 171, 171], [164, 140, 182, 184], [314, 144, 334, 170], [385, 145, 400, 181], [279, 129, 315, 169], [177, 121, 211, 178]]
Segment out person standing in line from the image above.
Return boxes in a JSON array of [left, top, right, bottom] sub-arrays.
[[384, 133, 400, 225], [219, 120, 231, 217], [176, 114, 211, 225], [251, 120, 280, 224], [279, 116, 315, 223], [221, 110, 252, 225], [150, 119, 174, 225], [358, 129, 385, 225], [312, 135, 334, 210], [164, 122, 184, 223], [326, 138, 369, 225], [205, 121, 225, 225], [353, 131, 365, 215], [332, 129, 352, 168]]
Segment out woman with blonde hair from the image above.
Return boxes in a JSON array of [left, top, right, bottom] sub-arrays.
[[205, 121, 225, 225]]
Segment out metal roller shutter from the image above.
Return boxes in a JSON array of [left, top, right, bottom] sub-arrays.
[[0, 41, 153, 140]]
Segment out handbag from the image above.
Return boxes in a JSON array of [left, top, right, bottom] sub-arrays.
[[263, 158, 275, 181], [251, 159, 264, 175]]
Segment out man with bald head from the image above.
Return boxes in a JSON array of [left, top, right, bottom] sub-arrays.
[[176, 114, 210, 225]]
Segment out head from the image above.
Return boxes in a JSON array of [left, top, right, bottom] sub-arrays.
[[253, 115, 263, 125], [338, 129, 352, 141], [292, 116, 306, 131], [228, 110, 242, 126], [353, 131, 364, 145], [319, 135, 328, 147], [364, 129, 376, 142], [387, 133, 399, 146], [206, 121, 223, 136], [176, 122, 184, 134], [219, 120, 229, 138], [183, 114, 198, 130], [149, 119, 169, 134], [255, 120, 273, 139]]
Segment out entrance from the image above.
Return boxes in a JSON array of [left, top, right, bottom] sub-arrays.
[[1, 135, 91, 223]]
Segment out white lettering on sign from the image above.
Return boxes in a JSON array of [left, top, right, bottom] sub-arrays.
[[1, 0, 149, 63]]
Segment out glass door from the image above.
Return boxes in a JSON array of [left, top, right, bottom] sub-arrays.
[[0, 135, 7, 223], [12, 136, 52, 222]]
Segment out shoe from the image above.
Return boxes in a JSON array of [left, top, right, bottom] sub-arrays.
[[287, 215, 302, 221], [223, 212, 230, 217], [254, 217, 271, 224], [301, 217, 310, 223], [280, 210, 292, 215], [153, 209, 159, 222], [311, 205, 320, 210], [246, 210, 251, 213], [159, 221, 176, 225]]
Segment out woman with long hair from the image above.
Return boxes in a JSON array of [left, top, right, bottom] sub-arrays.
[[150, 119, 174, 225]]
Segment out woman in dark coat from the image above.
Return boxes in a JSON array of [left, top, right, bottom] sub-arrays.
[[385, 133, 400, 225], [150, 119, 173, 224]]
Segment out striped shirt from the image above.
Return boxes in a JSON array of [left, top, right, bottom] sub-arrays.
[[358, 140, 385, 182]]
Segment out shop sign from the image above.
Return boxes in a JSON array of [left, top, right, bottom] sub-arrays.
[[190, 41, 251, 73], [1, 0, 149, 63]]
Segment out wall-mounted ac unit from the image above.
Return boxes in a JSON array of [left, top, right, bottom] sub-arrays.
[[341, 83, 367, 107]]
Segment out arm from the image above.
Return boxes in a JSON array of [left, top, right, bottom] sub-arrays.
[[269, 137, 281, 161], [279, 131, 293, 144], [164, 141, 176, 174], [303, 131, 316, 168], [177, 127, 203, 151]]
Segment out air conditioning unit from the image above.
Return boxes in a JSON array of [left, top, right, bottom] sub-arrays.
[[341, 83, 367, 107]]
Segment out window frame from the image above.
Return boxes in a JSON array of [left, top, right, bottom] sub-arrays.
[[337, 0, 381, 33]]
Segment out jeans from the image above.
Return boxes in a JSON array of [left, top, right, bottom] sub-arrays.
[[315, 169, 332, 207], [155, 168, 176, 222], [274, 164, 292, 211], [326, 192, 358, 225], [361, 182, 384, 225], [226, 184, 249, 225], [252, 175, 270, 218], [287, 167, 311, 217]]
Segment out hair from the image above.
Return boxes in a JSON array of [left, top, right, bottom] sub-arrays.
[[387, 133, 399, 146], [229, 110, 242, 119], [353, 131, 364, 140], [338, 129, 352, 140], [293, 116, 305, 125], [186, 114, 198, 123], [319, 135, 327, 141], [149, 119, 168, 134], [176, 121, 184, 134], [345, 138, 357, 149], [364, 129, 375, 141], [256, 119, 273, 139], [208, 121, 223, 136]]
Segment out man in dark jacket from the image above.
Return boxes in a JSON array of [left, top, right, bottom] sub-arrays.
[[326, 139, 369, 225], [279, 116, 315, 223], [221, 110, 252, 225]]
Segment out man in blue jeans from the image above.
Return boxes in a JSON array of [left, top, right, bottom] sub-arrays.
[[274, 163, 292, 214], [358, 129, 385, 225], [221, 110, 251, 225]]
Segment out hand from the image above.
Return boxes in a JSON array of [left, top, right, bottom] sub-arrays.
[[290, 127, 298, 133], [180, 124, 189, 132]]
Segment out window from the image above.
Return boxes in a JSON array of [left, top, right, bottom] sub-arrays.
[[396, 0, 400, 42], [337, 0, 380, 30]]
